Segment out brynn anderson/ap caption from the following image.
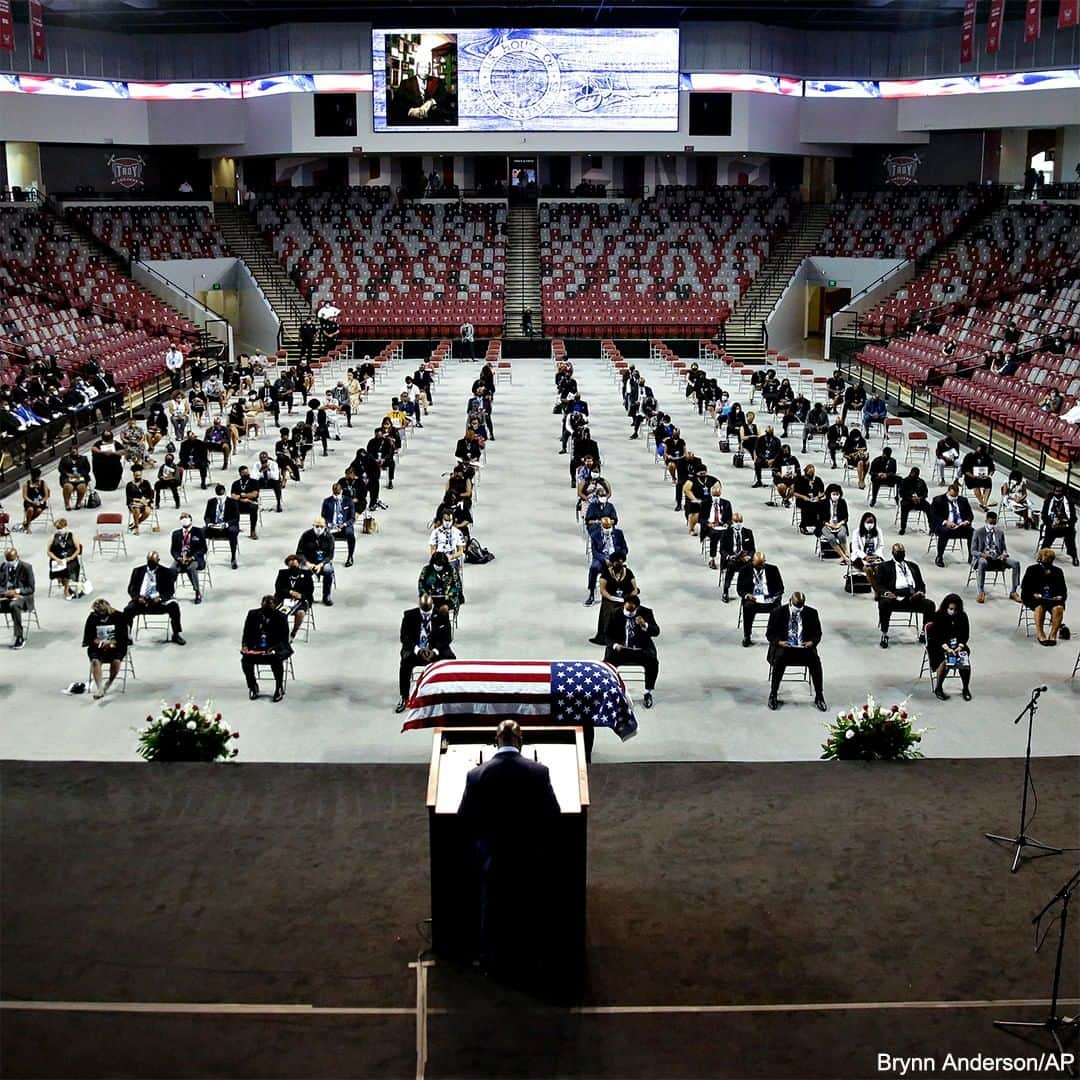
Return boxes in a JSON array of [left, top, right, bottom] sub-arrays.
[[878, 1053, 1076, 1076]]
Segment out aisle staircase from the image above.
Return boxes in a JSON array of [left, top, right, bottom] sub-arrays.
[[214, 204, 313, 359], [504, 203, 542, 338]]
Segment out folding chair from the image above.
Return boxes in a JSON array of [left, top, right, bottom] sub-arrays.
[[90, 513, 127, 560], [89, 650, 136, 693], [905, 431, 929, 464]]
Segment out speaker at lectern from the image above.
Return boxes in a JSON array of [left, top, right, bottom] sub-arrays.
[[426, 726, 589, 973]]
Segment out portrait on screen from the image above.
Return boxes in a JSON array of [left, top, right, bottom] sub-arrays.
[[384, 32, 460, 126]]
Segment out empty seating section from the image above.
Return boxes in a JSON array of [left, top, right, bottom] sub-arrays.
[[253, 190, 507, 337], [861, 203, 1080, 335], [817, 188, 991, 260], [0, 207, 197, 340], [67, 205, 230, 260], [540, 187, 793, 336]]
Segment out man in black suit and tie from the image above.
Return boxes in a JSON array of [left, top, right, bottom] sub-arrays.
[[929, 484, 974, 566], [169, 512, 207, 604], [395, 592, 456, 712], [766, 591, 827, 712], [737, 551, 783, 646], [274, 553, 315, 641], [458, 719, 561, 976], [874, 543, 935, 648], [240, 594, 292, 701], [297, 518, 335, 605], [0, 548, 35, 649], [603, 593, 660, 708], [230, 466, 261, 540], [898, 466, 929, 534], [699, 481, 732, 569], [1040, 483, 1078, 566], [179, 430, 209, 490], [321, 482, 357, 567], [203, 483, 241, 569], [720, 514, 755, 601], [124, 552, 185, 645]]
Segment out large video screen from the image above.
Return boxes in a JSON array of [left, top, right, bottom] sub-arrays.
[[372, 28, 680, 131]]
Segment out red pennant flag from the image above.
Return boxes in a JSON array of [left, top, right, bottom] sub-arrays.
[[0, 0, 13, 52], [1060, 0, 1079, 29], [985, 0, 1005, 53], [29, 0, 45, 61], [960, 0, 978, 63], [1024, 0, 1042, 41]]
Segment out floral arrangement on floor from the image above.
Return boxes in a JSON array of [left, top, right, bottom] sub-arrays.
[[821, 696, 926, 761], [136, 700, 238, 762]]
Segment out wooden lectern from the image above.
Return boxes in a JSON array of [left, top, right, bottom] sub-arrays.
[[426, 726, 589, 965]]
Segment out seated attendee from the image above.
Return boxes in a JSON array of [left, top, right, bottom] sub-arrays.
[[780, 393, 809, 439], [124, 552, 185, 645], [154, 453, 183, 510], [898, 467, 929, 534], [91, 429, 124, 492], [842, 428, 869, 489], [603, 593, 660, 709], [296, 517, 336, 606], [204, 417, 231, 469], [203, 483, 241, 569], [862, 394, 887, 437], [241, 595, 292, 702], [1021, 548, 1068, 646], [418, 551, 464, 613], [230, 466, 261, 540], [82, 597, 130, 698], [765, 591, 827, 712], [682, 460, 713, 535], [275, 427, 301, 484], [590, 552, 637, 646], [396, 592, 456, 712], [842, 382, 866, 426], [583, 480, 618, 526], [145, 402, 168, 452], [793, 463, 826, 534], [751, 426, 781, 489], [254, 451, 283, 512], [444, 465, 472, 516], [925, 594, 973, 701], [874, 543, 935, 649], [699, 482, 733, 569], [1040, 483, 1079, 566], [429, 507, 466, 576], [929, 483, 974, 567], [1001, 469, 1033, 530], [960, 445, 995, 510], [455, 427, 483, 465], [935, 434, 960, 485], [825, 416, 848, 469], [826, 370, 847, 413], [321, 483, 356, 567], [771, 445, 800, 507], [970, 510, 1021, 603], [20, 468, 49, 534], [801, 403, 830, 453], [737, 551, 783, 647], [585, 515, 628, 606], [178, 430, 209, 490], [868, 447, 898, 506], [273, 553, 315, 640], [0, 548, 35, 650], [46, 518, 82, 601], [720, 514, 755, 601], [58, 449, 92, 511], [850, 511, 887, 592], [125, 468, 155, 534], [169, 512, 207, 604], [817, 483, 850, 562]]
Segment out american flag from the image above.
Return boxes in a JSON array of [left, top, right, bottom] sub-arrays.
[[402, 659, 637, 741]]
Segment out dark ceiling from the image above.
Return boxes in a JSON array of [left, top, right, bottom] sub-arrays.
[[21, 0, 1067, 35]]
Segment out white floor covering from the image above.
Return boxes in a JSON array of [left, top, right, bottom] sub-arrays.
[[1, 347, 1077, 763]]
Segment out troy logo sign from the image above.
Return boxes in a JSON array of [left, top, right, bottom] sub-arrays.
[[108, 154, 146, 190], [883, 153, 921, 187]]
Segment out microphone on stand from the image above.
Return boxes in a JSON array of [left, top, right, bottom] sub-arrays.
[[1017, 686, 1049, 720]]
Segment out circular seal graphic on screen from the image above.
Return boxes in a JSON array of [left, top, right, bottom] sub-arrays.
[[478, 37, 561, 122]]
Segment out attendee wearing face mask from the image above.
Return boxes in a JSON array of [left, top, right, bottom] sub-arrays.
[[817, 483, 851, 563], [321, 482, 356, 567], [429, 511, 465, 578], [792, 464, 826, 534], [203, 483, 241, 569], [583, 481, 618, 527], [590, 552, 638, 646], [765, 591, 827, 712], [736, 551, 784, 647], [603, 593, 660, 708], [396, 592, 456, 713], [91, 428, 124, 492], [273, 554, 314, 641], [719, 514, 755, 601], [124, 552, 185, 645], [241, 595, 292, 702], [970, 510, 1021, 603], [82, 598, 130, 698], [699, 482, 733, 569], [1040, 484, 1078, 566], [46, 518, 82, 601], [0, 548, 35, 650], [1020, 548, 1068, 646], [169, 513, 207, 603], [585, 515, 628, 607], [874, 543, 935, 649], [125, 468, 155, 534], [929, 483, 974, 567], [296, 518, 336, 606], [418, 551, 464, 613], [925, 593, 972, 701], [230, 466, 261, 540], [367, 425, 397, 491], [850, 512, 886, 593], [898, 467, 929, 534], [254, 452, 283, 513], [179, 430, 209, 490], [868, 446, 898, 507]]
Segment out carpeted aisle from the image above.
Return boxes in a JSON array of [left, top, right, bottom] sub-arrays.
[[2, 757, 1077, 1078]]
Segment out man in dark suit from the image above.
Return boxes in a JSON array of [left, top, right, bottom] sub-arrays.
[[297, 518, 335, 605], [929, 483, 974, 566], [240, 594, 292, 701], [699, 481, 732, 569], [585, 516, 628, 606], [0, 548, 35, 649], [179, 430, 209, 490], [868, 447, 898, 507], [1040, 483, 1078, 566], [274, 553, 315, 640], [321, 482, 356, 567], [396, 592, 456, 712], [766, 591, 827, 711], [737, 551, 783, 646], [898, 466, 929, 534], [603, 593, 660, 707], [1021, 548, 1068, 645], [825, 416, 848, 469], [230, 466, 261, 540], [124, 552, 185, 645], [203, 483, 241, 569], [169, 512, 207, 604], [458, 719, 561, 974], [720, 514, 755, 601], [874, 543, 935, 648], [751, 426, 781, 488]]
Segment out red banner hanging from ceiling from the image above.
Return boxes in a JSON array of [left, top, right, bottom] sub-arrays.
[[0, 1, 13, 52], [1059, 0, 1079, 29], [985, 0, 1006, 53], [1023, 0, 1042, 41], [29, 0, 45, 61], [960, 0, 978, 64]]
